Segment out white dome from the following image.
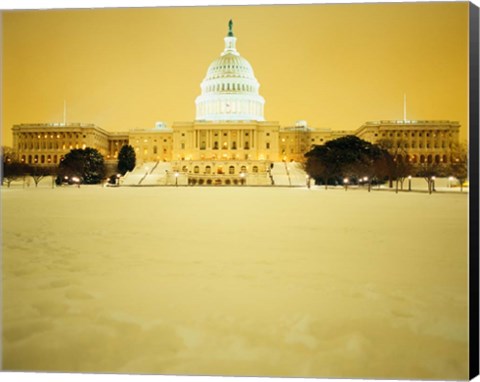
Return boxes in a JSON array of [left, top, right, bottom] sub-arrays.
[[195, 21, 265, 121]]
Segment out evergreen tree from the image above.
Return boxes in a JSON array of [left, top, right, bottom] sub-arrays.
[[305, 135, 388, 189], [57, 148, 105, 184], [117, 145, 136, 175]]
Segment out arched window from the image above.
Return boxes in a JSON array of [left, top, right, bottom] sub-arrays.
[[420, 155, 425, 163], [240, 165, 247, 173], [194, 166, 199, 174], [427, 155, 433, 164], [229, 166, 235, 174], [435, 155, 440, 164], [205, 166, 211, 174], [253, 166, 258, 173]]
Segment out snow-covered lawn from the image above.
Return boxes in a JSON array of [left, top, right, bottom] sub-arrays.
[[1, 186, 469, 379]]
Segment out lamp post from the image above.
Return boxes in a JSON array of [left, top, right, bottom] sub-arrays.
[[240, 172, 245, 185], [363, 176, 370, 192], [408, 175, 412, 191], [343, 177, 349, 191], [431, 176, 436, 193], [175, 172, 179, 187], [448, 176, 454, 188], [306, 174, 310, 189]]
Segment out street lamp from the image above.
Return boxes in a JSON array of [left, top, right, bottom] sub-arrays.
[[408, 175, 412, 191], [343, 177, 349, 191], [116, 173, 121, 186], [431, 176, 436, 193], [306, 174, 311, 189], [71, 176, 80, 188], [448, 176, 454, 188], [240, 172, 245, 185], [174, 171, 179, 187]]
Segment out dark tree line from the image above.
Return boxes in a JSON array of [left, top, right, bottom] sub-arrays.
[[56, 148, 106, 185], [1, 147, 57, 187], [305, 136, 390, 191], [305, 136, 469, 193], [117, 145, 136, 175], [2, 144, 136, 187]]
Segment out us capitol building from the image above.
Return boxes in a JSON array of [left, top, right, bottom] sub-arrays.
[[11, 21, 460, 186]]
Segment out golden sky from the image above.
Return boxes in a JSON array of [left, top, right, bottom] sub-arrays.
[[2, 2, 469, 146]]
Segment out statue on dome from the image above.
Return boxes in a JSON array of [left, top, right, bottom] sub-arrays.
[[228, 19, 234, 37]]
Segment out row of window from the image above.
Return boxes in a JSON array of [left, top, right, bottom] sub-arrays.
[[20, 154, 63, 164], [396, 154, 450, 164], [393, 141, 453, 149], [204, 82, 255, 93], [186, 164, 260, 175], [374, 131, 454, 138], [135, 146, 169, 155], [134, 138, 170, 143], [18, 142, 89, 150], [18, 133, 82, 139]]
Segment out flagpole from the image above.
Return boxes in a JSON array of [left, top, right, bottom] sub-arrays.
[[63, 99, 67, 126]]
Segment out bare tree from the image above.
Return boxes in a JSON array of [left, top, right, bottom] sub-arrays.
[[376, 138, 413, 192], [29, 165, 57, 187], [2, 161, 30, 187], [415, 161, 446, 194], [448, 142, 468, 192]]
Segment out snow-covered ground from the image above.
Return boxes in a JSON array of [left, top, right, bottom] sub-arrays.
[[1, 185, 469, 379]]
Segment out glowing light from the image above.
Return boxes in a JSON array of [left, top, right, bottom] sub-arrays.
[[343, 178, 349, 184]]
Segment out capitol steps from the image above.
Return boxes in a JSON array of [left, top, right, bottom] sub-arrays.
[[286, 162, 308, 186], [121, 162, 171, 186], [270, 162, 291, 186], [269, 162, 308, 186], [142, 162, 173, 185]]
